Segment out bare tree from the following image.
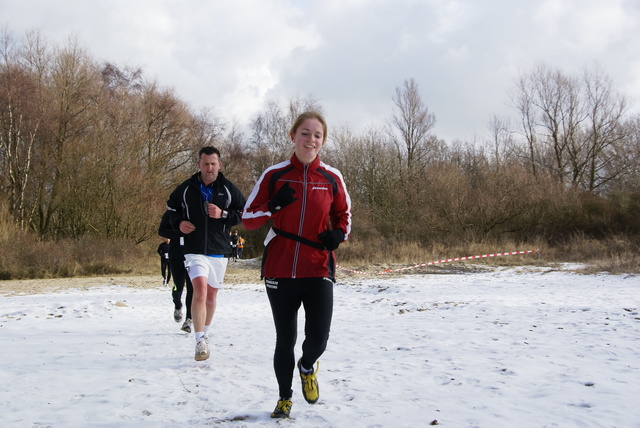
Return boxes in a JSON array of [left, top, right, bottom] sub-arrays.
[[512, 64, 585, 185], [487, 114, 518, 169], [0, 27, 39, 229], [389, 78, 437, 173], [599, 113, 640, 193], [32, 37, 101, 237], [219, 119, 254, 195], [325, 124, 405, 235], [580, 63, 629, 191], [512, 63, 633, 193]]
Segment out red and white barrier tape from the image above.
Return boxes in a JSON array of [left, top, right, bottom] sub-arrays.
[[337, 249, 540, 276]]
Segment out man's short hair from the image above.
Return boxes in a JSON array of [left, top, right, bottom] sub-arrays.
[[199, 146, 221, 159]]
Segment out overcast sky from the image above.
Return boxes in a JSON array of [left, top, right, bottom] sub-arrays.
[[2, 0, 639, 142]]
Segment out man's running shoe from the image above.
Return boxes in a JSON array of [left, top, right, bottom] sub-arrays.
[[181, 318, 192, 333], [270, 398, 292, 418], [174, 308, 183, 323], [195, 337, 209, 361], [298, 359, 319, 404]]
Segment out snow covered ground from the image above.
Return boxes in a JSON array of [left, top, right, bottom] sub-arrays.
[[1, 263, 638, 427]]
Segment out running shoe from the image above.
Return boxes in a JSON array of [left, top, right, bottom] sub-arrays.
[[298, 359, 319, 404], [195, 337, 209, 361], [270, 398, 292, 419], [174, 308, 183, 323], [181, 318, 192, 333]]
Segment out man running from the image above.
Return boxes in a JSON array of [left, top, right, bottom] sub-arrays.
[[165, 146, 246, 361]]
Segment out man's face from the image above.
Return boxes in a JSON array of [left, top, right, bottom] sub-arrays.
[[197, 153, 221, 185]]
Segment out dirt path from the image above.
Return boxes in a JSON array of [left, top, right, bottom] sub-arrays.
[[0, 259, 263, 296], [0, 259, 498, 297]]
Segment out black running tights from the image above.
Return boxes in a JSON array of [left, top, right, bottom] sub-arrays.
[[170, 258, 193, 319], [266, 277, 334, 399]]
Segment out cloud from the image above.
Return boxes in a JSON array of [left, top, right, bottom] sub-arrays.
[[533, 0, 637, 53], [1, 0, 639, 141], [104, 1, 323, 121]]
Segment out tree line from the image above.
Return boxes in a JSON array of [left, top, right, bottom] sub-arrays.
[[1, 28, 639, 260]]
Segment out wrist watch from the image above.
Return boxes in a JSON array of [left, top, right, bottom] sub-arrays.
[[221, 210, 228, 219]]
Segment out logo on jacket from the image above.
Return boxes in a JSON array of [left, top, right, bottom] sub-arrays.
[[312, 186, 329, 190]]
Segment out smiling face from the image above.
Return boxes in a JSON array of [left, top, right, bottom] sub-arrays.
[[291, 118, 325, 165]]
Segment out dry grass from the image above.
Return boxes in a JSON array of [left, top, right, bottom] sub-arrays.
[[1, 222, 638, 280], [336, 234, 639, 275], [542, 234, 640, 274], [0, 234, 157, 280], [338, 235, 545, 268]]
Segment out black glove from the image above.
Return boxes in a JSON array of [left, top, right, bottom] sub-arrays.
[[318, 229, 344, 251], [268, 183, 297, 214]]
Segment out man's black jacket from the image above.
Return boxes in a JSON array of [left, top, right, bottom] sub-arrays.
[[166, 172, 245, 257]]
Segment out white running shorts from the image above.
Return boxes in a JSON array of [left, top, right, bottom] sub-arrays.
[[184, 254, 228, 288]]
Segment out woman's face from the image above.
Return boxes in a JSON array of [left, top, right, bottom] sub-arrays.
[[291, 118, 325, 165]]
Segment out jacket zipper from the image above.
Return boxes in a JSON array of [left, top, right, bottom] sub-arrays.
[[291, 164, 309, 278], [203, 185, 211, 255]]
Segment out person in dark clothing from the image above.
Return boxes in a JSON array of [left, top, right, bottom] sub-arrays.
[[165, 146, 246, 361], [158, 211, 194, 333], [157, 239, 171, 287], [230, 230, 239, 261]]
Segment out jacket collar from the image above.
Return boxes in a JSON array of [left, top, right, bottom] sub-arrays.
[[290, 153, 321, 171], [189, 171, 225, 187]]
